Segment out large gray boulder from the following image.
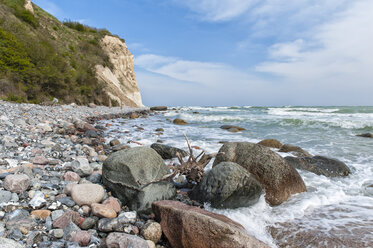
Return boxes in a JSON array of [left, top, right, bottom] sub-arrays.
[[285, 156, 351, 177], [150, 143, 188, 159], [213, 142, 306, 206], [103, 147, 176, 213], [190, 162, 262, 209]]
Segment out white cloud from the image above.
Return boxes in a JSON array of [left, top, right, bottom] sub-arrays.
[[257, 0, 373, 99]]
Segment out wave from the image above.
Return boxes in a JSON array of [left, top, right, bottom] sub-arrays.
[[279, 118, 373, 130]]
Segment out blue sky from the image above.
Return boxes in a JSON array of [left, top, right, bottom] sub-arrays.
[[33, 0, 373, 106]]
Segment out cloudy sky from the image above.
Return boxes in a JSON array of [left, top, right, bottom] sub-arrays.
[[33, 0, 373, 106]]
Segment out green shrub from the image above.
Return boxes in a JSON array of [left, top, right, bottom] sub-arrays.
[[6, 93, 26, 103], [15, 9, 37, 28]]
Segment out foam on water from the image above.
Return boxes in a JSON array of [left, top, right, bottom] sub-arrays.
[[101, 106, 373, 247]]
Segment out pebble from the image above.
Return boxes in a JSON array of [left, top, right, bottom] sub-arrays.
[[63, 171, 81, 182], [71, 184, 105, 206], [0, 190, 12, 203], [52, 210, 81, 229], [102, 197, 121, 213], [141, 222, 162, 243], [51, 210, 64, 220], [3, 174, 30, 193], [73, 230, 91, 246], [91, 203, 117, 218], [53, 229, 64, 238], [29, 191, 46, 208], [81, 217, 97, 230], [31, 210, 51, 219], [71, 157, 93, 176]]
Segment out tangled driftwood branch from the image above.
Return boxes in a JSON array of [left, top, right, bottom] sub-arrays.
[[139, 134, 216, 188]]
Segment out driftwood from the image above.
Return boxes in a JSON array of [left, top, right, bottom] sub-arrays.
[[138, 134, 216, 188]]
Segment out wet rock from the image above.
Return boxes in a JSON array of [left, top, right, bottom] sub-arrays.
[[190, 162, 262, 208], [150, 106, 167, 111], [279, 144, 312, 157], [71, 184, 105, 206], [103, 147, 176, 213], [64, 171, 81, 182], [91, 203, 117, 218], [153, 200, 269, 248], [257, 139, 282, 149], [106, 232, 149, 248], [150, 143, 188, 159], [356, 133, 373, 138], [0, 190, 12, 203], [220, 125, 246, 132], [285, 156, 351, 177], [213, 142, 306, 206], [3, 174, 30, 193], [71, 158, 93, 176], [140, 222, 162, 244], [173, 119, 188, 125], [31, 210, 51, 219], [73, 230, 91, 246], [112, 144, 129, 151], [110, 139, 121, 146], [53, 210, 81, 229], [155, 128, 164, 132]]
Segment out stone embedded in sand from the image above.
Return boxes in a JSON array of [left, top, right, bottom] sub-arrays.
[[3, 174, 30, 193], [213, 142, 306, 206], [257, 139, 283, 149], [71, 184, 105, 206], [152, 200, 269, 248]]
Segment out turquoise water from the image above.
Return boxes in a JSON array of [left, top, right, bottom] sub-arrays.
[[103, 106, 373, 247]]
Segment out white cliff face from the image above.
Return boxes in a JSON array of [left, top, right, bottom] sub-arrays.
[[96, 35, 143, 107], [24, 0, 34, 14]]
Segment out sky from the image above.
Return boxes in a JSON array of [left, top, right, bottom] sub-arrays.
[[33, 0, 373, 106]]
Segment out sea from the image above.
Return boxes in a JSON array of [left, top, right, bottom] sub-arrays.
[[101, 106, 373, 248]]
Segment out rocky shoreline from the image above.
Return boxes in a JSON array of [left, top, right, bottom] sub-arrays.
[[0, 101, 357, 248]]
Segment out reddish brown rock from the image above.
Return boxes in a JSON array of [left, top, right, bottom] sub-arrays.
[[91, 203, 117, 218], [257, 139, 282, 149], [213, 142, 306, 206], [64, 171, 81, 182], [173, 118, 188, 125], [31, 210, 51, 219], [73, 231, 91, 246], [279, 144, 312, 157], [102, 197, 121, 213], [52, 210, 81, 229], [152, 200, 269, 248]]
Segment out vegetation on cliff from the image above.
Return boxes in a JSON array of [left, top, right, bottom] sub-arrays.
[[0, 0, 122, 105]]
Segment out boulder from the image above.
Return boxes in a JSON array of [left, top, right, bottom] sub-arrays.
[[257, 139, 282, 149], [150, 143, 188, 159], [213, 142, 306, 206], [103, 147, 176, 213], [190, 162, 262, 208], [106, 232, 149, 248], [173, 118, 188, 125], [152, 200, 269, 248], [285, 156, 351, 177], [278, 144, 312, 157], [150, 106, 168, 111]]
